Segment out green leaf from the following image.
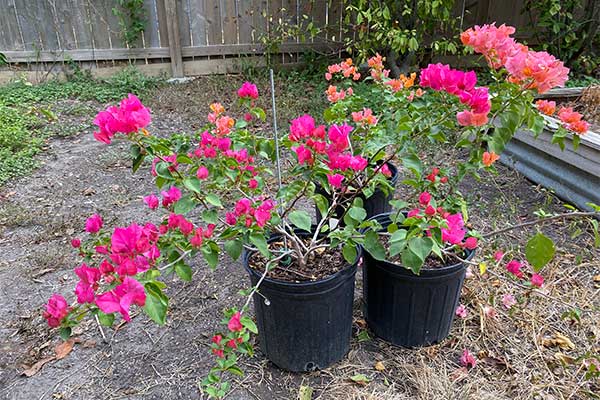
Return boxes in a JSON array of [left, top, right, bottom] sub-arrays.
[[97, 311, 115, 327], [350, 373, 371, 384], [175, 263, 193, 281], [173, 195, 195, 215], [59, 327, 72, 340], [240, 315, 258, 334], [342, 242, 357, 263], [205, 193, 222, 207], [143, 289, 168, 325], [202, 209, 219, 224], [224, 239, 243, 260], [202, 246, 219, 269], [289, 210, 312, 232], [525, 232, 555, 272], [313, 194, 329, 217], [364, 230, 385, 261], [154, 162, 174, 180], [183, 177, 202, 193], [249, 232, 270, 257], [408, 237, 433, 262], [401, 248, 423, 274], [348, 206, 367, 222]]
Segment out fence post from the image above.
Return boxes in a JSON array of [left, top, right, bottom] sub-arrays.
[[164, 0, 184, 77]]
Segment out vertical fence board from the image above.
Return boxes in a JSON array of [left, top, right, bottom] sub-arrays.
[[327, 0, 342, 43], [251, 0, 268, 43], [0, 0, 21, 50], [143, 0, 161, 48], [221, 0, 238, 44], [177, 0, 192, 47], [156, 0, 170, 47], [237, 0, 253, 43], [188, 0, 207, 46], [206, 0, 223, 45], [54, 0, 77, 50], [87, 1, 113, 50], [13, 2, 42, 51]]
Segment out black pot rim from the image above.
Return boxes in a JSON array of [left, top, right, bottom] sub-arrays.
[[242, 229, 361, 289], [363, 212, 476, 276]]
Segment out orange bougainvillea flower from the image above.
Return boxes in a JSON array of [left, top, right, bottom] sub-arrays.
[[209, 102, 225, 115], [482, 151, 500, 167], [535, 99, 556, 116]]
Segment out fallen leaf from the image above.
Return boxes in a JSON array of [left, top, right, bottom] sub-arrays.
[[82, 340, 97, 348], [554, 352, 576, 365], [355, 319, 367, 329], [450, 367, 469, 382], [374, 361, 385, 371], [298, 385, 313, 400], [541, 333, 575, 350], [21, 356, 56, 377], [32, 268, 55, 278], [55, 339, 75, 360], [350, 374, 371, 386], [593, 275, 600, 282]]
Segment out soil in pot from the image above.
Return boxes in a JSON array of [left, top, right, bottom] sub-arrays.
[[248, 237, 347, 282], [244, 234, 360, 372]]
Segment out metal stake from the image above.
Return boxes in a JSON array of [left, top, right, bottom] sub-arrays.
[[269, 69, 288, 254]]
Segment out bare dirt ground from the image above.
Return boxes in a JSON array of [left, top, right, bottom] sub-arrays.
[[0, 76, 598, 400]]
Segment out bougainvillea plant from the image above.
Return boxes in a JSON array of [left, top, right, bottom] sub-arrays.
[[41, 24, 597, 400]]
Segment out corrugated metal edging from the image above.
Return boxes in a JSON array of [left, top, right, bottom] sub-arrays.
[[501, 119, 600, 212]]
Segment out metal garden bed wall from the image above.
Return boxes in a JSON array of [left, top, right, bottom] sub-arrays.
[[502, 90, 600, 211]]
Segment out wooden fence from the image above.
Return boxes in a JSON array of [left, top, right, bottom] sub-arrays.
[[0, 0, 586, 82]]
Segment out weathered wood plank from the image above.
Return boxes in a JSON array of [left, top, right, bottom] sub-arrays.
[[143, 0, 162, 48], [87, 0, 112, 50], [177, 0, 192, 47], [165, 0, 184, 76], [206, 0, 223, 45], [251, 0, 269, 43], [3, 42, 342, 62], [156, 0, 170, 47], [237, 0, 254, 44], [188, 0, 208, 46], [12, 1, 43, 51], [0, 0, 22, 51], [221, 0, 238, 44]]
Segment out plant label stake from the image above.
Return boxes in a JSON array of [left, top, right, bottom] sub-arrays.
[[269, 69, 291, 267]]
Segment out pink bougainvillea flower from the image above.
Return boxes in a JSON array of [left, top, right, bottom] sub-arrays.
[[328, 124, 352, 152], [74, 263, 101, 304], [95, 277, 146, 322], [483, 305, 497, 319], [380, 163, 392, 178], [85, 214, 103, 233], [494, 251, 504, 262], [457, 110, 489, 127], [292, 145, 314, 165], [226, 339, 238, 349], [225, 212, 237, 226], [566, 119, 590, 135], [254, 201, 273, 228], [234, 198, 252, 217], [196, 166, 209, 180], [143, 194, 159, 210], [455, 304, 468, 318], [460, 349, 477, 369], [530, 273, 544, 287], [482, 151, 500, 167], [237, 82, 259, 99], [327, 173, 344, 189], [505, 259, 524, 279], [461, 23, 521, 69], [43, 294, 69, 328], [93, 94, 151, 144], [418, 192, 431, 205], [442, 213, 466, 245], [248, 179, 258, 189], [505, 50, 569, 94], [212, 334, 222, 345], [502, 293, 517, 309], [228, 312, 243, 332], [557, 107, 582, 124], [289, 114, 316, 141], [407, 208, 421, 218], [71, 238, 81, 248], [190, 228, 204, 248], [161, 186, 182, 207], [463, 236, 478, 250], [424, 205, 436, 216], [535, 99, 556, 116]]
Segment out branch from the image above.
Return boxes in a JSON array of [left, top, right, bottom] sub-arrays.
[[482, 211, 599, 238]]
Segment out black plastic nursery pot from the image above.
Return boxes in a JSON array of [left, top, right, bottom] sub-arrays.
[[315, 162, 399, 221], [243, 234, 360, 372], [362, 213, 475, 347]]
